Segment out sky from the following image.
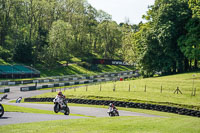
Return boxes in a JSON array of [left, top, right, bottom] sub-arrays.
[[87, 0, 155, 24]]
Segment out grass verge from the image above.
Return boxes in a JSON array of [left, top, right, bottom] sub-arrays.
[[0, 114, 200, 133], [2, 104, 88, 117]]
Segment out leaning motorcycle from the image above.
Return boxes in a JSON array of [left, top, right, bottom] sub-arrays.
[[0, 104, 4, 117], [0, 95, 6, 117], [53, 98, 70, 115], [107, 107, 119, 117]]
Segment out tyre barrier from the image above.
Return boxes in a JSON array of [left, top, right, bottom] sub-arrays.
[[24, 98, 200, 118], [1, 70, 138, 86], [0, 88, 10, 93]]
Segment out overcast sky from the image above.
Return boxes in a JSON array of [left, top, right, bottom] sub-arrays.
[[87, 0, 155, 24]]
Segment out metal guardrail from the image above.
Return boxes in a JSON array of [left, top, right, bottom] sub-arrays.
[[1, 71, 138, 86], [20, 74, 136, 91], [0, 88, 10, 93]]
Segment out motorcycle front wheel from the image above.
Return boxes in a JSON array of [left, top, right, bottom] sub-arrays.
[[54, 103, 59, 113], [0, 104, 4, 117], [115, 111, 119, 116], [108, 112, 114, 117], [64, 106, 70, 115]]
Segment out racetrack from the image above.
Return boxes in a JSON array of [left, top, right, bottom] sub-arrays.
[[0, 84, 165, 126], [0, 112, 86, 126]]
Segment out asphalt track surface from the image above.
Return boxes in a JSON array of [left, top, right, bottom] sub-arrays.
[[0, 85, 164, 126]]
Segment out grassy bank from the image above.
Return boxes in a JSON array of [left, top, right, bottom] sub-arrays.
[[33, 71, 200, 110], [39, 64, 134, 77]]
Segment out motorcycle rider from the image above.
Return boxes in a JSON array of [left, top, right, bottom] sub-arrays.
[[107, 103, 119, 116], [109, 103, 117, 110], [55, 91, 66, 108]]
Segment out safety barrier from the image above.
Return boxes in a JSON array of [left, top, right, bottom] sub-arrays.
[[20, 75, 131, 91], [0, 88, 10, 93], [1, 70, 138, 86]]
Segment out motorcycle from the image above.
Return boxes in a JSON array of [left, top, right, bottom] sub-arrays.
[[0, 94, 7, 117], [53, 98, 70, 115], [0, 104, 4, 117], [107, 107, 119, 117]]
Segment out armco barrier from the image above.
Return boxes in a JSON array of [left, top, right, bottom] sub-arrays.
[[20, 86, 36, 91], [1, 70, 138, 86], [20, 76, 130, 91], [0, 88, 10, 93], [24, 98, 200, 118]]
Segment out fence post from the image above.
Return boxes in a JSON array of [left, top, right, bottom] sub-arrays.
[[86, 85, 88, 91], [113, 84, 116, 92], [144, 85, 146, 92], [161, 85, 162, 93], [128, 84, 130, 92], [100, 83, 101, 91], [194, 88, 196, 96], [74, 87, 76, 92]]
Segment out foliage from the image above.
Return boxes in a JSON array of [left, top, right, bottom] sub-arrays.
[[178, 17, 200, 69], [127, 0, 197, 75], [189, 0, 200, 18], [0, 0, 200, 76]]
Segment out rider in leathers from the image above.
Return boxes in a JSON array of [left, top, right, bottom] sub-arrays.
[[55, 91, 66, 108]]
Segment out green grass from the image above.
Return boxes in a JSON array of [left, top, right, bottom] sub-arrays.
[[3, 104, 56, 114], [0, 114, 200, 133], [2, 104, 88, 117], [39, 64, 134, 77], [1, 102, 200, 132], [33, 71, 200, 110]]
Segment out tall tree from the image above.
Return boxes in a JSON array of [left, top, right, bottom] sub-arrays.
[[137, 0, 192, 74], [44, 20, 73, 68], [97, 21, 122, 59]]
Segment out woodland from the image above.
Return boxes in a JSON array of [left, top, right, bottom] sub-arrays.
[[0, 0, 199, 75]]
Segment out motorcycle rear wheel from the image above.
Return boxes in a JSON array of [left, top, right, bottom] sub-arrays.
[[0, 104, 4, 117]]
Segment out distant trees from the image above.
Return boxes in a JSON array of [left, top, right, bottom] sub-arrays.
[[0, 0, 123, 68]]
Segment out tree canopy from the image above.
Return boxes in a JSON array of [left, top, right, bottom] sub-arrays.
[[0, 0, 199, 75]]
